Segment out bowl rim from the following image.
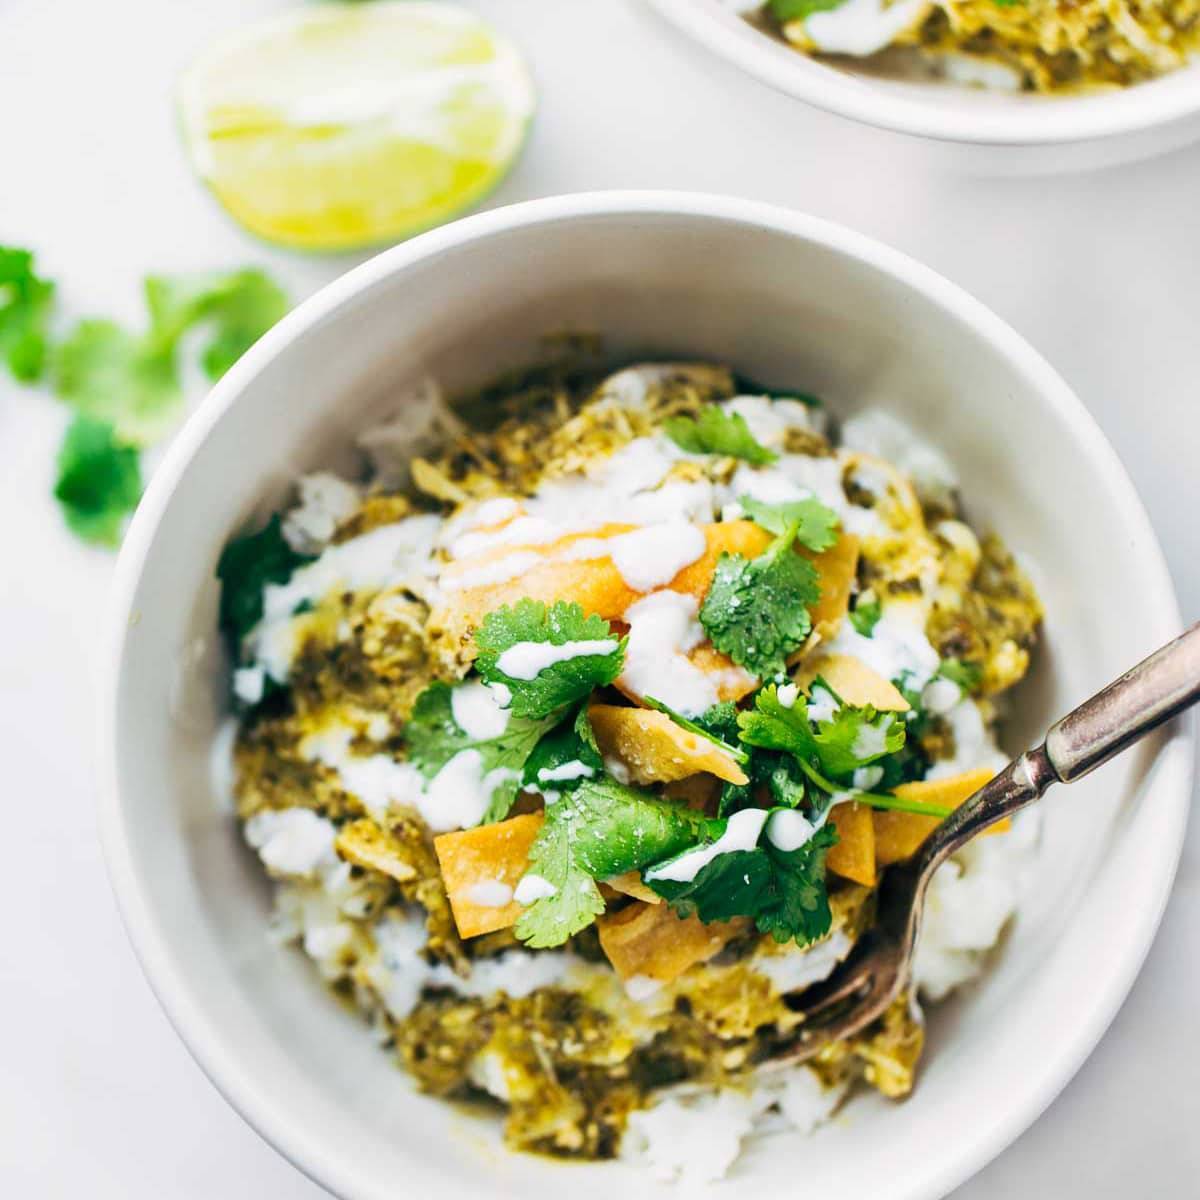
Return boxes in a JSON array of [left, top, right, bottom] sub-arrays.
[[98, 190, 1192, 1200], [648, 0, 1200, 146]]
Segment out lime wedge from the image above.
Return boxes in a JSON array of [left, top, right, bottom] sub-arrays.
[[178, 2, 535, 251]]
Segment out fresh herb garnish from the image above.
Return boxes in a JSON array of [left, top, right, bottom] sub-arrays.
[[144, 268, 289, 382], [739, 494, 840, 551], [737, 682, 947, 817], [767, 0, 847, 20], [474, 599, 626, 719], [647, 820, 838, 947], [849, 593, 883, 637], [514, 775, 719, 948], [216, 514, 313, 644], [663, 405, 778, 465], [700, 531, 822, 679], [52, 417, 143, 546], [0, 245, 55, 382], [939, 657, 983, 693], [521, 703, 604, 793], [56, 269, 288, 445], [403, 681, 559, 824]]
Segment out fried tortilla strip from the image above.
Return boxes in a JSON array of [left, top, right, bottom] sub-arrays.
[[873, 768, 1009, 866], [826, 802, 877, 887], [602, 871, 662, 904], [597, 899, 746, 986], [432, 521, 857, 663], [798, 653, 909, 712], [589, 703, 748, 786], [433, 813, 544, 939], [334, 818, 418, 883]]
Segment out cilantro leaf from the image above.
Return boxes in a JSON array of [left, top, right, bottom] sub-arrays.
[[663, 405, 778, 465], [849, 594, 882, 637], [521, 704, 603, 793], [642, 694, 749, 764], [216, 514, 313, 645], [739, 684, 951, 817], [700, 534, 820, 679], [647, 818, 838, 947], [54, 268, 289, 446], [514, 806, 606, 949], [404, 681, 558, 824], [54, 319, 181, 445], [767, 0, 846, 20], [939, 657, 983, 693], [739, 680, 903, 780], [514, 776, 719, 948], [0, 246, 55, 382], [731, 374, 823, 407], [52, 417, 142, 546], [739, 494, 840, 552], [474, 599, 626, 719], [144, 268, 288, 381]]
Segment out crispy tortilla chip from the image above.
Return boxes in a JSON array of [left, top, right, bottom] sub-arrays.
[[826, 802, 877, 886], [798, 653, 910, 712], [874, 768, 1007, 866], [603, 871, 662, 904], [433, 813, 544, 939], [596, 900, 745, 985], [589, 703, 748, 786], [334, 818, 419, 883]]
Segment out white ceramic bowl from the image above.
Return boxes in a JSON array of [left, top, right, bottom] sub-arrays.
[[100, 192, 1191, 1200], [649, 0, 1200, 171]]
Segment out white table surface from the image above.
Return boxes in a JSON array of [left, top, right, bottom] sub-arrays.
[[2, 0, 1197, 1195]]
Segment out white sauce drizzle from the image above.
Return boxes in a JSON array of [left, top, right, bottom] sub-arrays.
[[495, 637, 621, 680], [765, 808, 816, 853], [807, 684, 839, 724], [562, 522, 707, 592], [803, 0, 930, 57], [464, 879, 514, 908], [514, 873, 558, 904], [536, 759, 596, 784], [646, 808, 768, 884], [450, 679, 511, 740], [618, 590, 720, 717]]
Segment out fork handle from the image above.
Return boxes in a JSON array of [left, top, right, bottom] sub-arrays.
[[913, 621, 1199, 877], [1045, 621, 1200, 781]]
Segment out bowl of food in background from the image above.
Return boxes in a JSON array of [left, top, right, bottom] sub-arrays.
[[649, 0, 1200, 170]]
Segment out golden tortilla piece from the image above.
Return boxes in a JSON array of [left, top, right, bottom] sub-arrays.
[[433, 812, 544, 939], [826, 802, 877, 887], [798, 653, 910, 712], [874, 767, 1007, 866], [596, 899, 745, 985], [589, 704, 748, 786], [334, 818, 418, 883]]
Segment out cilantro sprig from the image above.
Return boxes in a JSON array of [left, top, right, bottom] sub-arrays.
[[521, 704, 603, 794], [515, 776, 719, 948], [767, 0, 847, 20], [848, 592, 882, 637], [53, 417, 143, 546], [647, 820, 838, 946], [404, 681, 560, 825], [663, 405, 778, 465], [475, 599, 626, 719], [55, 268, 288, 445], [0, 245, 55, 382], [216, 514, 314, 646], [738, 683, 951, 817], [699, 495, 840, 679]]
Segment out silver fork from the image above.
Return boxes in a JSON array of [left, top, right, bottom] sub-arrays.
[[769, 622, 1200, 1065]]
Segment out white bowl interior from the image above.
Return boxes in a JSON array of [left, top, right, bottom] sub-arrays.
[[650, 0, 1200, 153], [106, 199, 1189, 1200]]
